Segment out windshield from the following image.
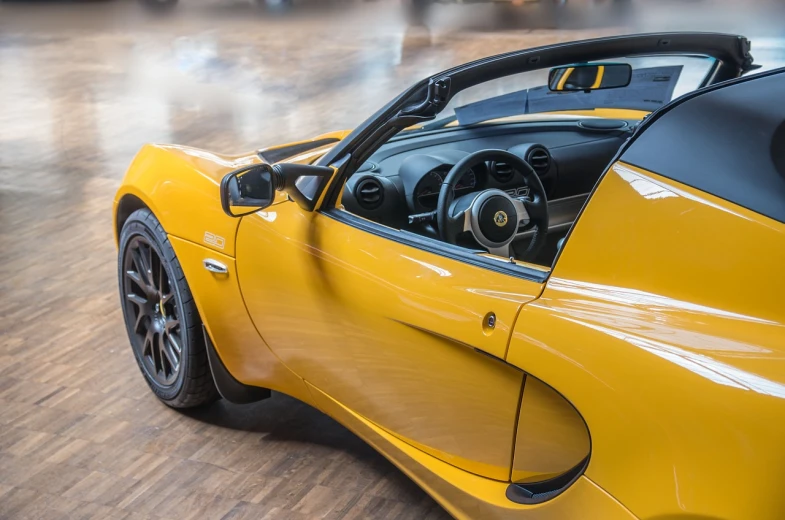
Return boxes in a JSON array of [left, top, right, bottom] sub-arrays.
[[406, 55, 716, 132]]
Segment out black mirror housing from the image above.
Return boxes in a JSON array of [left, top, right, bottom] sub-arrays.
[[221, 164, 277, 217], [548, 63, 632, 92], [220, 162, 334, 217]]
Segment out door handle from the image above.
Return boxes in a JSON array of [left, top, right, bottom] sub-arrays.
[[203, 259, 228, 274]]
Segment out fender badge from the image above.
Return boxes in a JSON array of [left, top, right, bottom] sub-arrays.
[[204, 232, 226, 249]]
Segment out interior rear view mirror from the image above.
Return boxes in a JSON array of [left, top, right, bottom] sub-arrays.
[[548, 63, 632, 92]]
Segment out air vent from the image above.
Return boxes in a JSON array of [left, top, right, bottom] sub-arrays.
[[526, 147, 551, 176], [491, 161, 514, 182], [355, 177, 384, 210]]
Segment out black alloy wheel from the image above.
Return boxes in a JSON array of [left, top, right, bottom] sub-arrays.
[[123, 235, 182, 387], [118, 208, 218, 408]]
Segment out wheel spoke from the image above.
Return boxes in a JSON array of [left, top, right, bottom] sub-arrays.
[[126, 270, 144, 290], [159, 333, 178, 373], [131, 246, 154, 293], [134, 308, 147, 334], [142, 329, 154, 358], [160, 292, 174, 306], [126, 293, 147, 307], [151, 332, 163, 373], [164, 318, 179, 334], [166, 330, 182, 354]]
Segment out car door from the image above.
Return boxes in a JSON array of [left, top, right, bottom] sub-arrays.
[[236, 199, 545, 481]]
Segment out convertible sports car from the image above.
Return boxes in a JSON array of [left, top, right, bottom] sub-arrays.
[[114, 33, 785, 519]]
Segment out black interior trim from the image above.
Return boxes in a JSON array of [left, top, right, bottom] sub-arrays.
[[320, 208, 549, 284], [375, 120, 629, 162], [203, 325, 271, 404]]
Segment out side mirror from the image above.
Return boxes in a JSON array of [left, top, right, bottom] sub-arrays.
[[220, 162, 334, 217], [220, 164, 277, 217], [548, 63, 632, 92]]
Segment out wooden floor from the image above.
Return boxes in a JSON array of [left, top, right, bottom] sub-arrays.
[[0, 4, 615, 517], [1, 1, 778, 519]]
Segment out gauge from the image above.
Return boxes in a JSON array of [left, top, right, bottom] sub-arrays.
[[455, 169, 477, 192], [415, 168, 481, 211], [415, 170, 444, 210]]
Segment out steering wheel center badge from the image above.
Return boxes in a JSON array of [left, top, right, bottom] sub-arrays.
[[494, 211, 508, 227]]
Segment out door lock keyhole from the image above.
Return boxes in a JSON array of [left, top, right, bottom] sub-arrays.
[[483, 312, 496, 335]]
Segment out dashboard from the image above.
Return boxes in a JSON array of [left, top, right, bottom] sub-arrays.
[[416, 166, 477, 211], [341, 119, 634, 231]]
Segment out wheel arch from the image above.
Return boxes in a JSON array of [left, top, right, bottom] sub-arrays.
[[114, 193, 151, 247]]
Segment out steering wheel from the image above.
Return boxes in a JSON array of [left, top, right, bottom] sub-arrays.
[[437, 149, 549, 262]]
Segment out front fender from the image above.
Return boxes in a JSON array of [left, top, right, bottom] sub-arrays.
[[114, 144, 264, 256]]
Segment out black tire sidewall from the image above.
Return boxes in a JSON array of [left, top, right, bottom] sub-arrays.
[[118, 210, 194, 404]]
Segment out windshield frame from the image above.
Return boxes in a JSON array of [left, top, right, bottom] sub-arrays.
[[318, 33, 754, 208], [401, 54, 719, 135]]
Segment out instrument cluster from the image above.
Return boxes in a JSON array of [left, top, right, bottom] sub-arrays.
[[415, 167, 478, 211]]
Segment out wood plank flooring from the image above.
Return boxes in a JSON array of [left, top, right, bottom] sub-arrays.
[[0, 3, 616, 518]]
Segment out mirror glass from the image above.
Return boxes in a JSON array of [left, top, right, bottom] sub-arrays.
[[548, 63, 632, 92], [223, 165, 275, 217]]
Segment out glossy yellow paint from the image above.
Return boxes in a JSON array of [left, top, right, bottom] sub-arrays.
[[168, 236, 313, 405], [114, 144, 262, 255], [113, 130, 341, 255], [116, 121, 785, 519], [507, 162, 785, 520], [307, 382, 636, 520], [235, 203, 543, 480], [535, 108, 648, 120], [511, 376, 590, 484]]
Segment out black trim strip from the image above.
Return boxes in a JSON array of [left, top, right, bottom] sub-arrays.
[[259, 137, 340, 164], [319, 208, 549, 284], [506, 456, 590, 505]]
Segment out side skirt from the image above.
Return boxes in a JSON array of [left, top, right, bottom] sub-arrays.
[[303, 381, 636, 520]]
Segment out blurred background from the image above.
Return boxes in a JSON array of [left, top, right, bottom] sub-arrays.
[[1, 1, 784, 519]]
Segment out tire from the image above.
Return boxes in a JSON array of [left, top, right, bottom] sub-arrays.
[[118, 208, 219, 408]]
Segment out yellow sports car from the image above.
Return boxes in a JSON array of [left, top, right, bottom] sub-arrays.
[[114, 33, 785, 519]]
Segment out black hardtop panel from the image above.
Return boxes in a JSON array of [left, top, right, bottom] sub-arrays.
[[622, 68, 785, 224]]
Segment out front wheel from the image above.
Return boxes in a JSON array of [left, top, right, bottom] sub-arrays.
[[118, 208, 218, 408]]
